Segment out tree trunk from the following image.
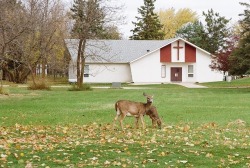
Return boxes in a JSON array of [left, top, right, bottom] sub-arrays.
[[76, 39, 87, 88]]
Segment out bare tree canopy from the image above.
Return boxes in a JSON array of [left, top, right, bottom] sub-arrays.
[[70, 0, 123, 88], [0, 0, 68, 84]]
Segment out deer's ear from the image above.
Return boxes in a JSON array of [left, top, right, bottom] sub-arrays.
[[143, 92, 147, 96]]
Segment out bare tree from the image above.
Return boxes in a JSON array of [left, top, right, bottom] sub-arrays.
[[0, 0, 68, 85], [70, 0, 123, 88], [0, 0, 30, 83]]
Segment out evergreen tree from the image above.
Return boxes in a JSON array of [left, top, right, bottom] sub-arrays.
[[176, 21, 209, 51], [229, 2, 250, 75], [203, 9, 230, 54], [176, 9, 230, 55], [130, 0, 165, 40]]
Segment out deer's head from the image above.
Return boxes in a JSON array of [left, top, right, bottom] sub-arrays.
[[143, 92, 153, 103]]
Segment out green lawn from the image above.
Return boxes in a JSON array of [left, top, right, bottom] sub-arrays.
[[200, 77, 250, 88], [0, 83, 250, 167]]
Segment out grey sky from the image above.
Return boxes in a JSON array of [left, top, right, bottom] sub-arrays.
[[65, 0, 249, 39], [118, 0, 248, 38]]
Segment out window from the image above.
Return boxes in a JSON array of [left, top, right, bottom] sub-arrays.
[[161, 65, 166, 78], [84, 65, 89, 77], [188, 65, 194, 77]]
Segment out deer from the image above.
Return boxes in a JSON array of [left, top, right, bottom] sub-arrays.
[[113, 93, 153, 130], [134, 106, 162, 129], [145, 106, 162, 129]]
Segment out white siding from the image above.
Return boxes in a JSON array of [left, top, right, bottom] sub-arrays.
[[68, 60, 77, 82], [196, 50, 223, 82], [85, 63, 131, 83], [130, 50, 198, 83], [130, 50, 162, 83]]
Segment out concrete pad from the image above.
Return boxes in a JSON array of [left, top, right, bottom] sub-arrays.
[[176, 83, 208, 88]]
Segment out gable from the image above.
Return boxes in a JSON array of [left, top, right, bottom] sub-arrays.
[[160, 40, 196, 63]]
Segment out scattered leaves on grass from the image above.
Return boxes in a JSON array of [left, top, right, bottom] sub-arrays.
[[0, 120, 249, 167]]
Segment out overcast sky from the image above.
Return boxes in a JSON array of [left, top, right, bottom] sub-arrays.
[[119, 0, 249, 38], [65, 0, 249, 39]]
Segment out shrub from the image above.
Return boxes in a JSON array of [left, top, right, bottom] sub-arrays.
[[68, 83, 92, 91], [28, 82, 51, 90], [0, 87, 9, 95]]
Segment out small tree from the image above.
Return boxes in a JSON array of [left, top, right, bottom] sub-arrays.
[[210, 35, 239, 75], [130, 0, 165, 40]]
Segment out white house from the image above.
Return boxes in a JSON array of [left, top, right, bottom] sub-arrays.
[[65, 38, 223, 83]]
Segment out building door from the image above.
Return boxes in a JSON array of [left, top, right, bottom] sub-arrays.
[[171, 67, 182, 82]]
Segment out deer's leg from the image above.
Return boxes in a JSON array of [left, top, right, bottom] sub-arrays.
[[139, 114, 145, 129], [113, 114, 119, 129], [135, 117, 139, 129], [152, 118, 156, 128], [119, 113, 126, 130]]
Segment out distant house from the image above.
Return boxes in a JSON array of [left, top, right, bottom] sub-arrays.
[[65, 37, 223, 83]]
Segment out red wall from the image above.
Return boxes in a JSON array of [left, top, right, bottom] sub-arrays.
[[160, 42, 196, 63], [160, 44, 171, 62], [185, 43, 196, 62]]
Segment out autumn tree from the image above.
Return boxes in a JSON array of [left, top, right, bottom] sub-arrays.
[[0, 0, 67, 85], [70, 0, 122, 88], [0, 0, 31, 83], [229, 2, 250, 75], [210, 35, 239, 75], [130, 0, 165, 40], [158, 8, 198, 39]]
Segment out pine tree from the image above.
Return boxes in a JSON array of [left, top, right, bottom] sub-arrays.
[[229, 2, 250, 75], [176, 21, 209, 51], [130, 0, 165, 40], [203, 9, 230, 54]]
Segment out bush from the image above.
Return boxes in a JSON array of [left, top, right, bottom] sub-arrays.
[[28, 82, 51, 90], [68, 83, 92, 91], [0, 87, 9, 95]]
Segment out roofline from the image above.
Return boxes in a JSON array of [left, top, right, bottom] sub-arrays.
[[130, 38, 177, 63], [85, 62, 129, 64], [129, 37, 213, 63]]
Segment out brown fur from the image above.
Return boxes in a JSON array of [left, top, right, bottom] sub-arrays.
[[113, 93, 153, 130], [146, 106, 162, 129]]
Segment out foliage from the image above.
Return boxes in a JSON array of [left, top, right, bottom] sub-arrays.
[[203, 9, 230, 54], [176, 9, 230, 55], [0, 0, 68, 84], [158, 8, 198, 39], [210, 35, 239, 73], [0, 122, 250, 167], [98, 25, 122, 40], [229, 2, 250, 76], [176, 21, 209, 49], [130, 0, 165, 40]]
